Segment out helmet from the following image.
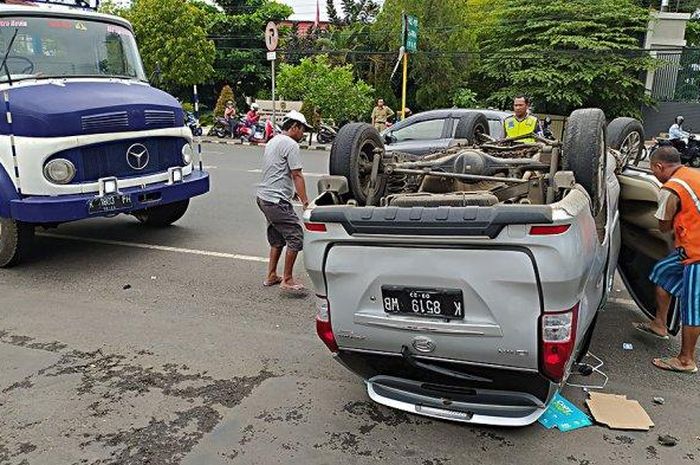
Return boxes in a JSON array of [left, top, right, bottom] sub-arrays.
[[283, 110, 313, 130], [676, 115, 685, 125], [251, 103, 260, 110]]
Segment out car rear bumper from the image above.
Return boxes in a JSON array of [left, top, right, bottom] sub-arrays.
[[336, 349, 556, 427], [9, 170, 209, 224]]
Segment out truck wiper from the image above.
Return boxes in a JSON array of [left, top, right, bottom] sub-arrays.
[[0, 29, 19, 86]]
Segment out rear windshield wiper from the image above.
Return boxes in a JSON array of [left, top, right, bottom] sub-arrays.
[[0, 29, 19, 86]]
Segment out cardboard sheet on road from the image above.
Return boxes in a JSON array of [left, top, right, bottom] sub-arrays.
[[586, 392, 654, 431]]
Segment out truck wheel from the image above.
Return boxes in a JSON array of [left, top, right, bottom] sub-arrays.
[[133, 200, 190, 227], [454, 112, 490, 144], [0, 217, 34, 268], [329, 123, 386, 205], [563, 108, 607, 216], [607, 117, 644, 167]]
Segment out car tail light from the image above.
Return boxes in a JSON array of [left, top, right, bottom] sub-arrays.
[[530, 224, 571, 235], [305, 222, 327, 232], [315, 295, 338, 352], [540, 304, 579, 382]]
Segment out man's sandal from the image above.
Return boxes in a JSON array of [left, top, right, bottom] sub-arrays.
[[633, 322, 670, 340], [652, 357, 698, 374]]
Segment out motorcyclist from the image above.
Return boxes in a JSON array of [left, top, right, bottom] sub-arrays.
[[669, 116, 690, 153], [246, 103, 261, 127], [224, 100, 237, 138]]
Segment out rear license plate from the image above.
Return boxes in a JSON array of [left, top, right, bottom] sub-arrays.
[[382, 286, 464, 319], [88, 194, 132, 214]]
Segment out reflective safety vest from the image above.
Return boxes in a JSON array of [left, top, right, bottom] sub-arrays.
[[664, 166, 700, 264], [504, 115, 539, 143]]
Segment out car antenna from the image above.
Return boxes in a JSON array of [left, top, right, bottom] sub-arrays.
[[0, 28, 19, 86]]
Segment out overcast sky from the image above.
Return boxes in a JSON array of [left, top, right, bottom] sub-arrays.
[[277, 0, 385, 22]]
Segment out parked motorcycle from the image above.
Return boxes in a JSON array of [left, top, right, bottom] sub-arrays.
[[317, 123, 337, 144], [185, 111, 202, 137], [541, 116, 554, 140]]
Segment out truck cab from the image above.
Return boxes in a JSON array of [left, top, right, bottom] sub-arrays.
[[0, 0, 209, 267]]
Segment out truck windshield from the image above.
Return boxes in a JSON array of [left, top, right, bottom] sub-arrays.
[[0, 16, 146, 82]]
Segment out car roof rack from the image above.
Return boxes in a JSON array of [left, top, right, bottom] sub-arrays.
[[1, 0, 100, 11]]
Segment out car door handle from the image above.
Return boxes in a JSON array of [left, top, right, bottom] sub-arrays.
[[401, 346, 493, 383]]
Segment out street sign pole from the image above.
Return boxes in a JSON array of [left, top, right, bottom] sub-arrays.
[[271, 58, 276, 125], [401, 51, 408, 121], [265, 22, 279, 126]]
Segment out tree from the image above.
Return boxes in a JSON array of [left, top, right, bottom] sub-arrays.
[[479, 0, 654, 118], [277, 55, 374, 123], [214, 85, 236, 117], [124, 0, 215, 94], [367, 0, 494, 110], [327, 0, 381, 26]]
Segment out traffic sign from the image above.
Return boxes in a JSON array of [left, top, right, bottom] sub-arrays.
[[402, 14, 419, 53], [265, 22, 279, 52], [267, 51, 277, 61]]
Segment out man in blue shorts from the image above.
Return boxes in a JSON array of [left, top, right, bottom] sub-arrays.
[[634, 146, 699, 373]]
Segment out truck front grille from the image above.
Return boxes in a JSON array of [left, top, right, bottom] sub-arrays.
[[81, 111, 130, 134]]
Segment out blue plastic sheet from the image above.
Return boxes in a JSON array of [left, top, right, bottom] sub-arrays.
[[538, 392, 593, 432]]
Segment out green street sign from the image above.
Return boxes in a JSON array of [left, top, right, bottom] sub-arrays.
[[403, 14, 419, 53]]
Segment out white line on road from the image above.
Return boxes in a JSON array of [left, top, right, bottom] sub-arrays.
[[246, 169, 326, 177], [37, 233, 269, 263]]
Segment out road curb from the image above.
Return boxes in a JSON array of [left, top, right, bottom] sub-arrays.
[[200, 138, 330, 152]]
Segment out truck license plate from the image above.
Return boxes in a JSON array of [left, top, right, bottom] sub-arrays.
[[88, 194, 132, 214], [382, 286, 464, 319]]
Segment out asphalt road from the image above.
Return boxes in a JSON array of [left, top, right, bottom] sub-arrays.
[[0, 144, 698, 465]]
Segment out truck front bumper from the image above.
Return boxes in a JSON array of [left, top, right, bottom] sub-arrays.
[[10, 170, 209, 224]]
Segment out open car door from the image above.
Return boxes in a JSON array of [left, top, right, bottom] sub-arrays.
[[617, 167, 681, 335]]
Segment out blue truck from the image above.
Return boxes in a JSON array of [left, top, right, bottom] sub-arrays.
[[0, 0, 209, 266]]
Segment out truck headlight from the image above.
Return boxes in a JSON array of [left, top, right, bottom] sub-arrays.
[[181, 143, 194, 165], [44, 159, 76, 184]]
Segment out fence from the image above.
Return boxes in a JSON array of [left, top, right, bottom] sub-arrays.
[[651, 48, 700, 103]]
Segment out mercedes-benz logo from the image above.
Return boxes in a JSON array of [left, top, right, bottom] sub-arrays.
[[126, 143, 149, 170]]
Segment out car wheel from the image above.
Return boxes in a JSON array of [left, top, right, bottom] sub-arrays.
[[607, 117, 645, 168], [454, 112, 490, 144], [563, 108, 607, 217], [133, 200, 190, 227], [329, 123, 386, 205], [0, 217, 34, 268]]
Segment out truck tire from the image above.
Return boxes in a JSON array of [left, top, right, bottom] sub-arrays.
[[329, 123, 386, 205], [133, 200, 190, 227], [454, 112, 490, 144], [0, 217, 34, 268], [607, 117, 644, 168], [563, 108, 607, 216]]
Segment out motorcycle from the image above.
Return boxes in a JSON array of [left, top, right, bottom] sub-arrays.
[[207, 116, 250, 139], [316, 123, 337, 144], [541, 116, 554, 140], [185, 111, 202, 137], [646, 133, 700, 168]]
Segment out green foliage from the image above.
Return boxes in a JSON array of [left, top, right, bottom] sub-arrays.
[[277, 55, 374, 122], [368, 0, 493, 110], [686, 19, 700, 46], [214, 85, 236, 117], [182, 102, 195, 113], [452, 88, 479, 108], [124, 0, 215, 93], [327, 0, 381, 26], [479, 0, 654, 118]]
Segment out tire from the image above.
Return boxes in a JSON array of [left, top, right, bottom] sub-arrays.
[[563, 108, 607, 216], [454, 112, 490, 144], [606, 117, 644, 168], [133, 200, 190, 227], [0, 217, 34, 268], [329, 123, 386, 205]]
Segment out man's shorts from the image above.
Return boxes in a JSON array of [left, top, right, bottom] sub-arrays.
[[256, 198, 304, 252], [650, 250, 700, 326]]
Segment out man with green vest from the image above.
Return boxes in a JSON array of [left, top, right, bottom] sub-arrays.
[[503, 96, 542, 143]]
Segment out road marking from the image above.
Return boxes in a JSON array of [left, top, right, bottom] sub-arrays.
[[37, 233, 268, 263], [246, 169, 326, 177], [608, 297, 637, 307]]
